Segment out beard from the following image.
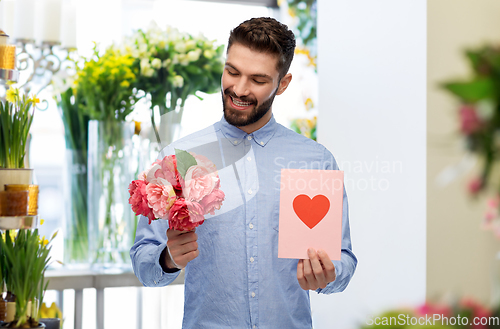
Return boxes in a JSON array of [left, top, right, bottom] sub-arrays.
[[222, 87, 278, 128]]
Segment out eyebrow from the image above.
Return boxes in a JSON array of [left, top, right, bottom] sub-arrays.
[[225, 62, 273, 80]]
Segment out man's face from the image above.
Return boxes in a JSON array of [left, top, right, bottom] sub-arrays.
[[221, 43, 291, 133]]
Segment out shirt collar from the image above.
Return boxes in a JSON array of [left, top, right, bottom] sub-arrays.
[[219, 115, 278, 147]]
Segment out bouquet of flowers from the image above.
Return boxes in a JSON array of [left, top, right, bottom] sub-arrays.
[[128, 149, 225, 231], [120, 22, 224, 145]]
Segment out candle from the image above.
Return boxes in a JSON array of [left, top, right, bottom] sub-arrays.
[[1, 0, 16, 39], [60, 0, 77, 48], [35, 0, 62, 44], [14, 0, 36, 41]]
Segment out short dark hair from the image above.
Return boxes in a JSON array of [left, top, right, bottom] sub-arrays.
[[228, 17, 296, 79]]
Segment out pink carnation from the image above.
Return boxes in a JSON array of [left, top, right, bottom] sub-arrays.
[[140, 159, 161, 182], [192, 153, 218, 172], [200, 188, 225, 215], [183, 165, 217, 201], [460, 105, 481, 135], [168, 198, 205, 231], [158, 155, 182, 191], [146, 182, 176, 220], [128, 180, 155, 224]]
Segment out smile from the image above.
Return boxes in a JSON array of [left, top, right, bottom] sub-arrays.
[[230, 96, 254, 110]]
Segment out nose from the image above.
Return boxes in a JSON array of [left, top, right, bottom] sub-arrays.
[[233, 78, 250, 98]]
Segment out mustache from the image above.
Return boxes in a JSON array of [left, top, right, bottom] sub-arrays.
[[223, 88, 256, 103]]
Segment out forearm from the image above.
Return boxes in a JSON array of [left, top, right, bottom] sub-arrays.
[[130, 217, 180, 287]]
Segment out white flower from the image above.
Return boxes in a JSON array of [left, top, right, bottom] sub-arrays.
[[174, 42, 187, 53], [187, 49, 201, 62], [203, 49, 214, 59], [177, 54, 189, 66], [477, 100, 495, 121], [143, 67, 155, 77], [151, 58, 162, 69], [139, 43, 148, 55], [172, 54, 180, 65], [172, 75, 184, 88], [185, 39, 196, 51], [140, 58, 150, 70]]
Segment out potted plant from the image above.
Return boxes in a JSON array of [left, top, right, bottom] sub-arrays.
[[0, 86, 38, 192], [0, 229, 55, 328]]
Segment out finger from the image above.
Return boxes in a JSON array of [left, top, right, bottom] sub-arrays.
[[175, 249, 200, 268], [318, 249, 336, 283], [170, 240, 199, 258], [167, 231, 198, 250], [308, 248, 327, 288], [297, 260, 309, 290], [167, 228, 196, 240], [302, 256, 318, 289]]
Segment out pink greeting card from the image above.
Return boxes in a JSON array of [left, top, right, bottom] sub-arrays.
[[278, 169, 344, 260]]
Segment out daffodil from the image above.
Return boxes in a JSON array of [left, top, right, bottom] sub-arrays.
[[6, 87, 19, 103]]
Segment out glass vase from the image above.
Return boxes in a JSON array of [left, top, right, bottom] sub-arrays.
[[88, 120, 137, 270], [63, 149, 89, 266]]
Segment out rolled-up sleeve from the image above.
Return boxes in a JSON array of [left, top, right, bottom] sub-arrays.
[[316, 148, 357, 294]]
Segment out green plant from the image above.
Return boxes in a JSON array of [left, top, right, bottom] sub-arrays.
[[0, 229, 55, 328], [0, 87, 37, 168]]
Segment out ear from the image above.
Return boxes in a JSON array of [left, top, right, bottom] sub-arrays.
[[276, 73, 292, 95]]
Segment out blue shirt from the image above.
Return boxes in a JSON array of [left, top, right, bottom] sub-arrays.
[[130, 115, 357, 329]]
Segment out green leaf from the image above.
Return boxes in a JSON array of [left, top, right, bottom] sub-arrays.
[[185, 65, 202, 75], [175, 148, 197, 180], [441, 78, 495, 102]]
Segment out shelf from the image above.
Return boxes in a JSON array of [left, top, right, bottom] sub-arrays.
[[0, 68, 19, 83], [0, 215, 39, 230]]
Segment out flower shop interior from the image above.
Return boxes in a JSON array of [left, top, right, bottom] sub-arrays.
[[1, 0, 500, 328]]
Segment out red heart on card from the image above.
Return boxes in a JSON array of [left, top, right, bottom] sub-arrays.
[[292, 194, 330, 229]]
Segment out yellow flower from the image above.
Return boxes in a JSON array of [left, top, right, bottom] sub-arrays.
[[40, 219, 45, 225], [304, 98, 314, 111], [134, 121, 141, 135], [6, 87, 19, 103], [40, 302, 63, 322], [120, 80, 130, 88], [39, 235, 49, 246]]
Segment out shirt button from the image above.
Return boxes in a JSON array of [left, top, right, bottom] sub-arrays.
[[248, 189, 252, 194], [260, 141, 264, 145], [251, 292, 256, 298], [247, 135, 252, 140], [249, 223, 254, 229], [250, 257, 254, 263], [247, 156, 251, 161], [253, 326, 256, 329], [233, 140, 238, 144]]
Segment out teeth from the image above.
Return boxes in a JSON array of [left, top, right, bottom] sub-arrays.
[[231, 96, 252, 107]]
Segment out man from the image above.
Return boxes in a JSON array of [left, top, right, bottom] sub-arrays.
[[130, 17, 357, 329]]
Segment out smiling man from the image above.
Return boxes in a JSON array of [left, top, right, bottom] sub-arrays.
[[131, 17, 357, 329]]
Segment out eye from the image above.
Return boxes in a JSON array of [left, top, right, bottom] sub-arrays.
[[253, 80, 265, 85], [226, 70, 238, 76]]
